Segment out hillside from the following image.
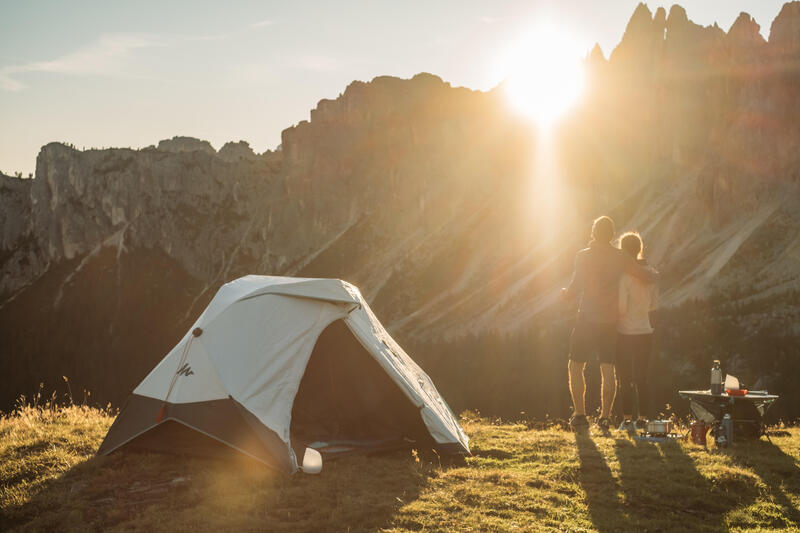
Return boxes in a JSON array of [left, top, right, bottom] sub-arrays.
[[1, 403, 799, 532], [1, 2, 800, 420]]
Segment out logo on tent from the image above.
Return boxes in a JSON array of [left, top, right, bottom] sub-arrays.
[[176, 363, 194, 377]]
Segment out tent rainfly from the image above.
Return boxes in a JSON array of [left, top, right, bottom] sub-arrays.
[[97, 275, 470, 474]]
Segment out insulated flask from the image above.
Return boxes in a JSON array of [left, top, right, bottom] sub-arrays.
[[722, 414, 733, 446], [711, 360, 723, 395]]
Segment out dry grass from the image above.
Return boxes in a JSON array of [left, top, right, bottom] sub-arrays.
[[1, 403, 799, 532]]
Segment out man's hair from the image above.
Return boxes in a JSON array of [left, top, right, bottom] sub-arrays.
[[591, 216, 615, 243], [620, 231, 643, 259]]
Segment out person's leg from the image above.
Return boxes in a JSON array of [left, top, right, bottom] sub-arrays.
[[600, 363, 616, 419], [598, 324, 618, 420], [633, 334, 653, 421], [568, 324, 590, 422], [569, 360, 587, 416], [615, 334, 634, 420]]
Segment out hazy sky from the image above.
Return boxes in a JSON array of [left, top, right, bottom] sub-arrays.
[[0, 1, 787, 176]]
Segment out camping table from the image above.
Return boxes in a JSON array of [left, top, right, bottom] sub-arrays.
[[678, 390, 779, 437]]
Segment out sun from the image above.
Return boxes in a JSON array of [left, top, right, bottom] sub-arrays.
[[499, 23, 587, 128]]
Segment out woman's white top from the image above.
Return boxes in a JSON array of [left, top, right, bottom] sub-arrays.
[[618, 272, 656, 335]]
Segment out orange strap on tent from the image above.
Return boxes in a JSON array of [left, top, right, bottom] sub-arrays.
[[156, 328, 203, 422], [156, 403, 167, 423]]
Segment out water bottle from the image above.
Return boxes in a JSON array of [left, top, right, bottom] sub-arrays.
[[711, 360, 723, 395], [714, 423, 728, 448], [722, 414, 733, 446]]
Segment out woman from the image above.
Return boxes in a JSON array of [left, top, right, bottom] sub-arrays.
[[616, 232, 657, 431]]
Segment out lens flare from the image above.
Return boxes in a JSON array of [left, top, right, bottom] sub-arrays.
[[499, 23, 587, 128]]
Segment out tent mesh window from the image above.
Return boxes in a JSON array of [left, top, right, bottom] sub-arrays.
[[291, 319, 433, 454]]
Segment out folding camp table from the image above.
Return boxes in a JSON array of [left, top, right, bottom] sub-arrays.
[[678, 390, 779, 438]]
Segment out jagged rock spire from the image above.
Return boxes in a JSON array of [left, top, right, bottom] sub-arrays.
[[728, 12, 766, 47], [769, 0, 800, 57], [609, 2, 662, 66], [588, 43, 606, 63]]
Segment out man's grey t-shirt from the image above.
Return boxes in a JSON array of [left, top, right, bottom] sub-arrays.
[[564, 241, 657, 325]]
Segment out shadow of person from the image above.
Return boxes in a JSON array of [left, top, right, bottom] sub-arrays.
[[613, 437, 760, 532], [727, 438, 800, 528], [574, 432, 622, 532], [613, 438, 665, 530], [1, 447, 432, 532]]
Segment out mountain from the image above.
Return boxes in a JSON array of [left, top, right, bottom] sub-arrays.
[[1, 4, 799, 419]]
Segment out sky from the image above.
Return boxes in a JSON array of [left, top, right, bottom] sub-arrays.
[[0, 1, 788, 176]]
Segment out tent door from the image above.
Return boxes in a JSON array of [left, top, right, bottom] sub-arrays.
[[290, 319, 432, 456]]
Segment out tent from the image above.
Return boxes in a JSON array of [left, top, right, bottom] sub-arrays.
[[97, 275, 469, 474]]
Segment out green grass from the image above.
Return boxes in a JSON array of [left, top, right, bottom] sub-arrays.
[[1, 405, 799, 532]]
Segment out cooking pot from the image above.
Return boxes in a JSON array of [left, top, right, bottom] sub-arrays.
[[646, 419, 672, 435]]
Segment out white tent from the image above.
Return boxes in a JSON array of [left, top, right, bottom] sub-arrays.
[[98, 275, 469, 474]]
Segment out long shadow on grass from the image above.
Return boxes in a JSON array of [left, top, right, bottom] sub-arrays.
[[727, 438, 800, 528], [574, 432, 622, 532], [615, 438, 759, 533], [2, 448, 433, 532]]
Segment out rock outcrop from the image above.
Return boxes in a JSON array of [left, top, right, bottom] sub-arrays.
[[218, 141, 259, 162], [156, 136, 216, 155], [1, 141, 284, 295]]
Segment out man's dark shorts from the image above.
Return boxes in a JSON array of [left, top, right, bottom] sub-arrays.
[[569, 320, 617, 364]]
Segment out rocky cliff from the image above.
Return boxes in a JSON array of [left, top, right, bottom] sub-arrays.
[[1, 4, 799, 418]]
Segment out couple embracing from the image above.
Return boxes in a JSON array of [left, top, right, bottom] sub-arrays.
[[561, 215, 658, 432]]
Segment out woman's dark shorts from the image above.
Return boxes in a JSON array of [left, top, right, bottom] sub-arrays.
[[569, 321, 617, 364]]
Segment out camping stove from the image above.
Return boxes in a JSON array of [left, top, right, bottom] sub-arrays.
[[645, 419, 672, 437]]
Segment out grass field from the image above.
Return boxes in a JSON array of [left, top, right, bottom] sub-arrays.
[[1, 402, 799, 532]]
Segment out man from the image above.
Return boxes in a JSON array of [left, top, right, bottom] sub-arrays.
[[560, 216, 658, 431]]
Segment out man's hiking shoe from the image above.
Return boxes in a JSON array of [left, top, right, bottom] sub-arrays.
[[597, 418, 611, 432], [569, 415, 589, 430], [618, 420, 636, 432]]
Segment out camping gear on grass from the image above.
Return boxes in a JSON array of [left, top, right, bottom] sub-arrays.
[[689, 420, 709, 446], [645, 419, 672, 436], [97, 276, 470, 474], [633, 434, 682, 443], [678, 389, 778, 441], [712, 415, 734, 448], [632, 419, 681, 442], [722, 414, 733, 446]]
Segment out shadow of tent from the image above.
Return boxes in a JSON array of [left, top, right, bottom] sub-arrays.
[[1, 446, 433, 532], [727, 438, 800, 528], [470, 447, 514, 461]]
